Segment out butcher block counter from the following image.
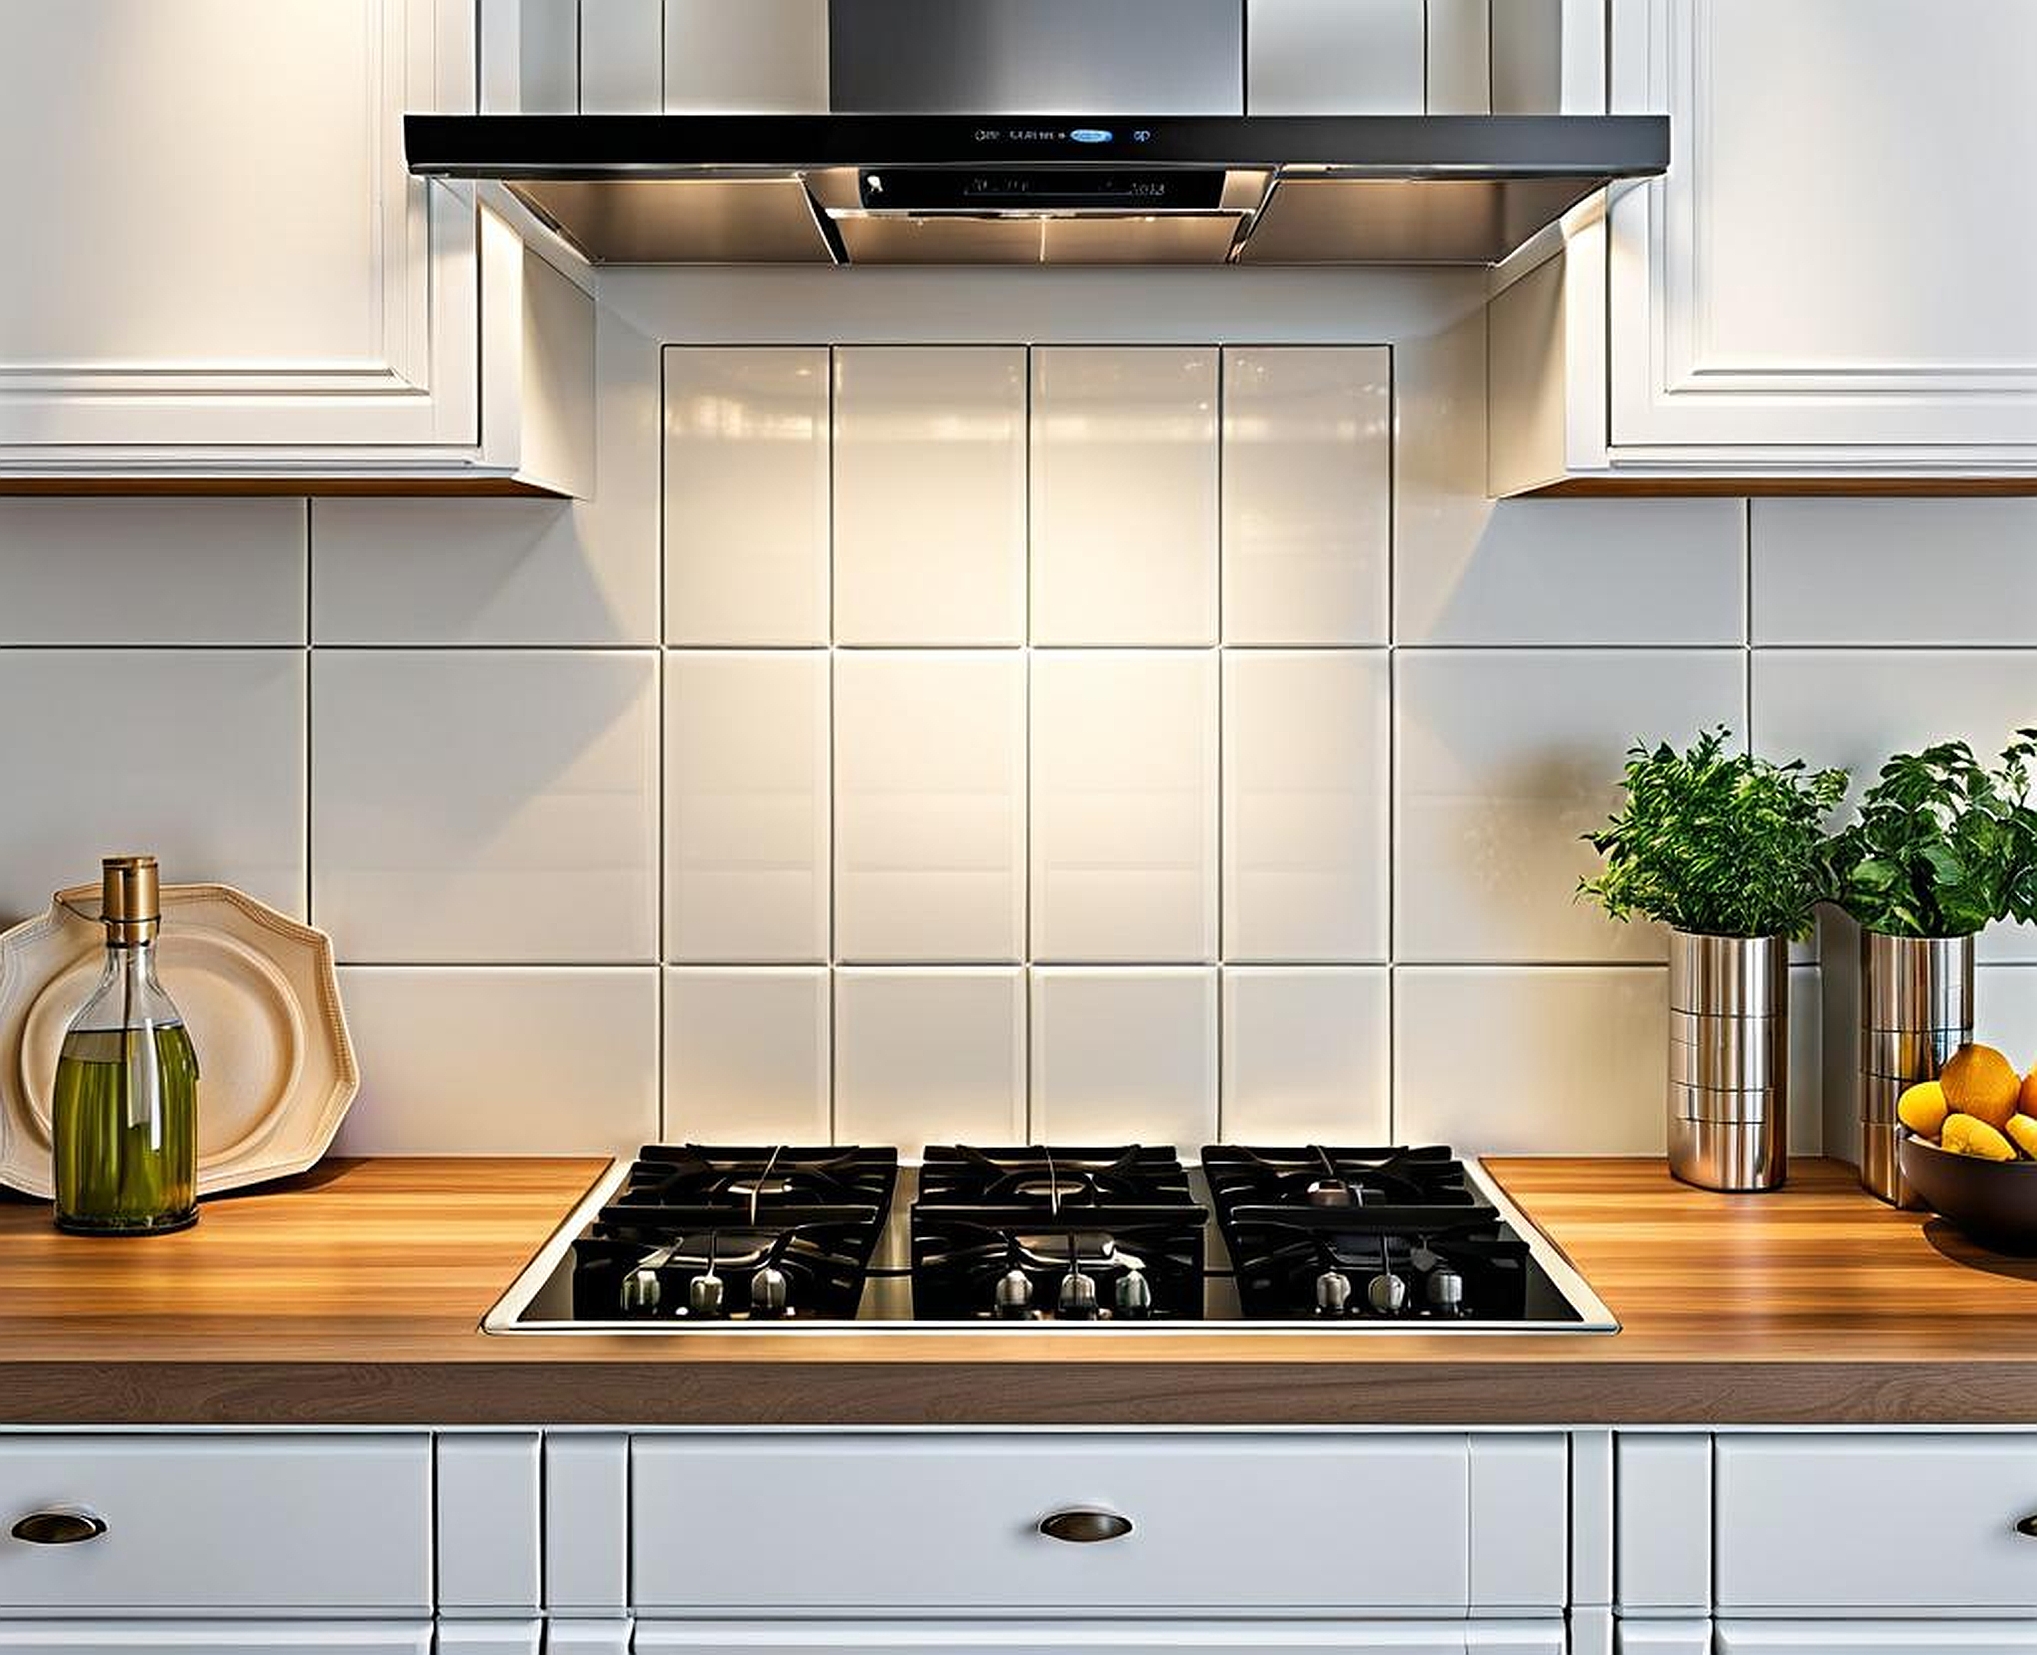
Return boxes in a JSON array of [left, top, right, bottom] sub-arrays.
[[0, 1155, 2031, 1426]]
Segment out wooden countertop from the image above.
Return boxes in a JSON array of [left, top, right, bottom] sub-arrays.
[[2, 1154, 2034, 1426]]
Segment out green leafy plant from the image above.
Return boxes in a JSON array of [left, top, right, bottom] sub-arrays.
[[1579, 727, 1847, 940], [1827, 731, 2037, 938]]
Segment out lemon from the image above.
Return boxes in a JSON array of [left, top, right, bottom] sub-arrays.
[[1897, 1080, 1949, 1140], [1941, 1044, 2022, 1130], [1942, 1113, 2017, 1162], [2007, 1115, 2037, 1161]]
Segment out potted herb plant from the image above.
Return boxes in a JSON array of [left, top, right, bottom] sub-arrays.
[[1827, 732, 2037, 1205], [1580, 727, 1848, 1192]]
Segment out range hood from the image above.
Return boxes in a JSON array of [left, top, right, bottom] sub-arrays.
[[405, 112, 1669, 267]]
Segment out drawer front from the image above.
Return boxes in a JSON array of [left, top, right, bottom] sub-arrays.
[[1715, 1624, 2037, 1653], [634, 1624, 1567, 1655], [633, 1434, 1512, 1615], [1717, 1434, 2037, 1612], [0, 1436, 430, 1616], [0, 1624, 433, 1653]]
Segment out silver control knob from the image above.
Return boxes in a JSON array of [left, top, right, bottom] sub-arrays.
[[1425, 1266, 1464, 1314], [1367, 1270, 1409, 1315], [1114, 1268, 1153, 1318], [687, 1270, 725, 1317], [1057, 1268, 1100, 1319], [620, 1266, 662, 1315], [749, 1264, 790, 1317], [1315, 1268, 1354, 1314], [995, 1267, 1034, 1319]]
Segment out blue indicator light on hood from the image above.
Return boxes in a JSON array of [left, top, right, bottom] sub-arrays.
[[1069, 128, 1112, 144]]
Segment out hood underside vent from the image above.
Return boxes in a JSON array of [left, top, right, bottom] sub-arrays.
[[406, 114, 1669, 267]]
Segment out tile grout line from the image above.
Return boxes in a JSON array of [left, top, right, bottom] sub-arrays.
[[1385, 342, 1400, 1147], [302, 496, 315, 929], [656, 342, 670, 1142], [1213, 346, 1227, 1143], [827, 344, 840, 1146], [1022, 343, 1036, 1143]]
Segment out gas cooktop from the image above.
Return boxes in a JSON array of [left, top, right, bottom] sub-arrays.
[[485, 1143, 1616, 1333]]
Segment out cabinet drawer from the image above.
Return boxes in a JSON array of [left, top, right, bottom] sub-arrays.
[[0, 1436, 430, 1616], [0, 1626, 433, 1654], [632, 1433, 1565, 1616], [635, 1624, 1568, 1655], [1717, 1434, 2037, 1612]]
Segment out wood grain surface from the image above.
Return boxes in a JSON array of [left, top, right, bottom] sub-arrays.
[[1, 1155, 2033, 1426]]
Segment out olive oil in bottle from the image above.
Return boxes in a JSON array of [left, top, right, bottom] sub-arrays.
[[52, 857, 199, 1236]]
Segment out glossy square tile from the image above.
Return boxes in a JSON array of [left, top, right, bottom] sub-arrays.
[[664, 347, 829, 644], [1975, 966, 2037, 1068], [1788, 963, 1823, 1157], [664, 0, 828, 112], [667, 651, 829, 963], [664, 967, 829, 1142], [1031, 347, 1219, 646], [1221, 347, 1390, 645], [0, 499, 306, 645], [1753, 499, 2037, 646], [1031, 650, 1218, 962], [312, 650, 658, 963], [1396, 498, 1745, 646], [1395, 649, 1745, 963], [1221, 967, 1390, 1143], [580, 0, 664, 111], [332, 967, 658, 1153], [834, 347, 1026, 645], [0, 650, 305, 927], [1030, 968, 1218, 1146], [1752, 650, 2037, 961], [1395, 967, 1669, 1153], [1223, 650, 1389, 961], [313, 497, 654, 647], [835, 651, 1025, 962], [835, 969, 1026, 1147]]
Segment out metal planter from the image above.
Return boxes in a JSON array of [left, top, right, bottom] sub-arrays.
[[1667, 930, 1788, 1192], [1858, 930, 1975, 1207]]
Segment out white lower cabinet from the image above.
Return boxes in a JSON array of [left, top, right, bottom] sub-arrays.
[[0, 1626, 433, 1653], [1714, 1627, 2037, 1653], [630, 1625, 1567, 1654]]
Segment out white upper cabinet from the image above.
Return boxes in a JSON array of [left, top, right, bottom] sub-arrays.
[[1489, 0, 2037, 492], [0, 0, 591, 493]]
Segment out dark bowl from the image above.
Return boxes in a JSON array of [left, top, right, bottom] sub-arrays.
[[1899, 1132, 2037, 1255]]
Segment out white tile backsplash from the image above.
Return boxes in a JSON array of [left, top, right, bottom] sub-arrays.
[[833, 347, 1027, 646], [13, 319, 2028, 1162], [1221, 967, 1391, 1144], [1030, 347, 1219, 646], [665, 966, 831, 1142], [311, 650, 659, 963], [0, 499, 306, 646], [0, 649, 306, 925], [334, 966, 659, 1154], [1395, 649, 1747, 964], [666, 650, 830, 962], [1223, 649, 1389, 962], [1221, 347, 1391, 645], [1030, 650, 1219, 963], [835, 968, 1027, 1146], [663, 347, 830, 645], [834, 650, 1025, 963], [1031, 968, 1219, 1146]]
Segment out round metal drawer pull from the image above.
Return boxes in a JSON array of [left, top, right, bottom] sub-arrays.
[[10, 1510, 107, 1546], [1039, 1508, 1133, 1544], [2016, 1514, 2037, 1539]]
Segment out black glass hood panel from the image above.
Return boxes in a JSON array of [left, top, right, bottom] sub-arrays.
[[403, 113, 1669, 267]]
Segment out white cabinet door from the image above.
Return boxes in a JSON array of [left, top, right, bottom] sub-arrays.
[[0, 0, 478, 455], [0, 1625, 432, 1654], [633, 1624, 1568, 1655], [1715, 1624, 2037, 1653], [1608, 0, 2037, 453]]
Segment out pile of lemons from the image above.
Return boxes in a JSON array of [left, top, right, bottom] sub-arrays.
[[1898, 1044, 2037, 1161]]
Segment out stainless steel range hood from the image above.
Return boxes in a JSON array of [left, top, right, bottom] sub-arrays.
[[406, 112, 1668, 267]]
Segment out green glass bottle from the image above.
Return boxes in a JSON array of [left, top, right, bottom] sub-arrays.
[[52, 856, 199, 1236]]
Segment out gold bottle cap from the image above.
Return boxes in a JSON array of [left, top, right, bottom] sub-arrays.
[[100, 855, 160, 945]]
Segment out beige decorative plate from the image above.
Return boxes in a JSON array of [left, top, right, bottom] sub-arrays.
[[0, 884, 356, 1200]]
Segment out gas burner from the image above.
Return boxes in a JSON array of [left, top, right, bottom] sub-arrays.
[[911, 1145, 1206, 1321], [567, 1144, 898, 1322], [1203, 1143, 1534, 1321]]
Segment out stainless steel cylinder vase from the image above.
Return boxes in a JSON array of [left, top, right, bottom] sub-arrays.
[[1667, 930, 1789, 1192], [1859, 931, 1975, 1207]]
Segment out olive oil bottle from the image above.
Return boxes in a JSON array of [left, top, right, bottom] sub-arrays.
[[52, 857, 198, 1235]]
